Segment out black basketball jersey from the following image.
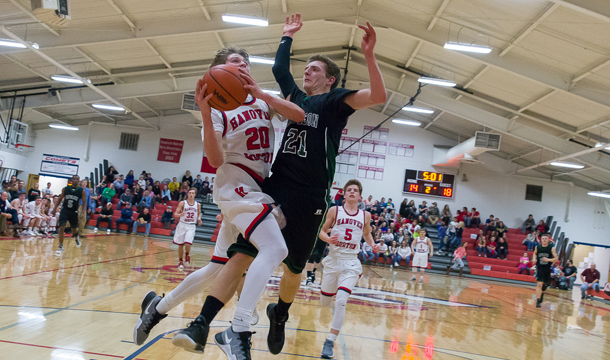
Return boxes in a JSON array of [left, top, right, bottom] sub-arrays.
[[536, 243, 554, 269], [271, 87, 356, 190], [62, 186, 83, 212]]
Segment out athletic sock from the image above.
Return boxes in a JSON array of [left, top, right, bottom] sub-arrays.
[[276, 297, 292, 318], [179, 258, 183, 262], [306, 271, 313, 278], [199, 295, 225, 324], [231, 308, 251, 333], [327, 333, 337, 342]]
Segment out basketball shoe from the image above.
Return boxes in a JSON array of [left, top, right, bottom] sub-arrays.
[[214, 326, 254, 360], [321, 339, 334, 359], [75, 235, 81, 247], [185, 254, 191, 266], [172, 315, 209, 353], [133, 291, 167, 345], [266, 303, 288, 355], [178, 261, 184, 271]]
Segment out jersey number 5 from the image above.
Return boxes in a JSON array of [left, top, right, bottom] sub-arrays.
[[344, 228, 352, 241], [282, 128, 307, 157], [246, 127, 270, 150]]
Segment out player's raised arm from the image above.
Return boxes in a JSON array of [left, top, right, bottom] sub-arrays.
[[343, 22, 387, 110], [196, 79, 224, 167], [272, 13, 303, 98], [319, 206, 338, 245], [363, 211, 378, 253]]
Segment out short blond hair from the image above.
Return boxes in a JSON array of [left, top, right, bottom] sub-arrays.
[[343, 179, 363, 195]]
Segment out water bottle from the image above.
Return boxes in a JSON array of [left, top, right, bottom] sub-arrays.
[[155, 215, 159, 222]]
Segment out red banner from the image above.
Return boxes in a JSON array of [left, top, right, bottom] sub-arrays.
[[201, 155, 217, 174], [157, 138, 184, 163]]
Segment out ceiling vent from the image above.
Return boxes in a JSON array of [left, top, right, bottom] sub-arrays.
[[182, 93, 204, 123], [432, 132, 501, 167], [31, 0, 71, 28], [474, 132, 501, 151]]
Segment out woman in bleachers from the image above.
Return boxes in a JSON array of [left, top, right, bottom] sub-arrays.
[[406, 200, 417, 219], [376, 239, 388, 266], [152, 181, 162, 204], [496, 220, 508, 237], [496, 235, 509, 260], [536, 220, 548, 234], [125, 170, 134, 189], [441, 204, 452, 226], [388, 240, 398, 268], [523, 230, 539, 252], [395, 240, 412, 269], [518, 253, 531, 275], [487, 236, 497, 258], [399, 198, 409, 219], [161, 185, 171, 205], [476, 235, 487, 257], [131, 183, 143, 207], [178, 181, 189, 201]]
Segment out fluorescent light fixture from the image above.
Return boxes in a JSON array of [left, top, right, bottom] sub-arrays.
[[402, 106, 434, 114], [249, 56, 275, 65], [392, 119, 421, 126], [0, 39, 26, 48], [49, 124, 79, 131], [588, 191, 610, 199], [92, 103, 125, 111], [222, 14, 269, 27], [549, 161, 584, 169], [263, 89, 281, 95], [444, 41, 492, 54], [594, 142, 610, 150], [51, 75, 86, 84], [418, 77, 456, 87]]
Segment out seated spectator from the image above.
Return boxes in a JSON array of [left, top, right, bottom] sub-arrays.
[[376, 240, 388, 266], [388, 240, 398, 267], [152, 181, 162, 204], [496, 235, 509, 260], [537, 219, 548, 234], [496, 221, 508, 236], [115, 206, 134, 234], [580, 263, 601, 300], [518, 253, 530, 275], [137, 175, 146, 189], [145, 173, 154, 189], [99, 183, 116, 207], [94, 202, 114, 233], [192, 175, 203, 196], [137, 190, 155, 212], [105, 166, 118, 183], [379, 221, 388, 233], [96, 177, 107, 197], [460, 207, 470, 228], [522, 214, 536, 234], [365, 195, 374, 211], [428, 202, 440, 225], [484, 215, 496, 235], [470, 207, 481, 229], [399, 198, 408, 218], [161, 206, 174, 229], [418, 201, 428, 218], [18, 180, 27, 195], [379, 197, 386, 209], [125, 170, 135, 189], [27, 182, 41, 202], [113, 175, 125, 197], [381, 228, 394, 245], [436, 221, 448, 255], [441, 204, 452, 226], [132, 207, 152, 236], [446, 242, 467, 276], [381, 208, 389, 221], [0, 192, 19, 235], [476, 236, 487, 257], [210, 176, 215, 193], [487, 236, 497, 258], [395, 240, 412, 268], [43, 182, 53, 196], [417, 215, 426, 227], [370, 201, 380, 216], [560, 259, 578, 290], [178, 181, 189, 201], [551, 263, 563, 288], [131, 184, 143, 206], [604, 282, 610, 297], [359, 241, 375, 264], [200, 176, 212, 198], [8, 182, 19, 200], [523, 230, 539, 252], [388, 209, 396, 221], [118, 188, 132, 210], [161, 186, 171, 204], [386, 198, 395, 210], [406, 219, 420, 236]]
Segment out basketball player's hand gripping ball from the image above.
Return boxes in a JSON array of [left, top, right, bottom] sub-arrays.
[[195, 79, 214, 117]]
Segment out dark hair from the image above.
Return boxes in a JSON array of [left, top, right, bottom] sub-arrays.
[[210, 46, 250, 68], [343, 179, 363, 195], [307, 54, 341, 89], [541, 233, 551, 238]]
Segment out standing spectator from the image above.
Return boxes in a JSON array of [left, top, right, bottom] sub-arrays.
[[580, 263, 601, 300], [131, 184, 143, 207], [118, 188, 133, 210], [388, 240, 398, 268], [447, 217, 458, 249], [99, 183, 116, 207], [523, 230, 539, 252], [436, 221, 448, 255], [399, 198, 409, 219], [113, 175, 125, 197], [125, 170, 135, 189], [461, 207, 470, 228], [560, 259, 578, 290], [106, 166, 118, 184], [132, 207, 152, 236], [446, 242, 467, 276], [94, 202, 114, 234], [450, 221, 464, 252], [476, 235, 487, 257], [496, 235, 509, 260], [182, 170, 194, 187], [518, 253, 530, 275], [428, 202, 440, 225], [522, 214, 536, 234], [418, 201, 429, 218], [537, 220, 548, 234], [395, 240, 412, 268], [43, 182, 53, 196], [441, 204, 452, 226], [152, 181, 162, 204], [178, 181, 189, 201], [137, 175, 146, 189], [115, 205, 134, 233], [470, 207, 481, 229], [27, 182, 41, 202], [484, 215, 496, 235], [168, 177, 180, 200], [161, 186, 171, 204], [192, 175, 203, 196], [161, 206, 174, 229]]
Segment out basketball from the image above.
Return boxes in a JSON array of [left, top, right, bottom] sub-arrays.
[[202, 65, 248, 111]]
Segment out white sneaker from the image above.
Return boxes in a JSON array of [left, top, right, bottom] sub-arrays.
[[250, 307, 259, 326], [419, 277, 424, 283], [107, 229, 111, 234], [28, 230, 36, 236], [93, 228, 98, 233], [75, 235, 81, 248], [55, 246, 63, 255], [410, 275, 416, 281], [394, 262, 399, 267]]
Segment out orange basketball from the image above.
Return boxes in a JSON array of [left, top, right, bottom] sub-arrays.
[[203, 65, 248, 111]]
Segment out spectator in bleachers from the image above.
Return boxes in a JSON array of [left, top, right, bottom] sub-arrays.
[[125, 170, 134, 189], [460, 207, 470, 227], [210, 177, 215, 193], [115, 205, 134, 234], [334, 189, 344, 206], [386, 198, 395, 210], [470, 207, 481, 229], [523, 230, 539, 251], [428, 202, 440, 225], [359, 241, 375, 264], [199, 176, 211, 198], [168, 177, 180, 200], [137, 175, 146, 189], [27, 182, 41, 202], [487, 236, 497, 258], [132, 207, 152, 236], [388, 240, 398, 268], [381, 227, 394, 245], [161, 206, 174, 229], [113, 175, 125, 198], [484, 215, 496, 235], [446, 242, 467, 276], [450, 221, 464, 252], [99, 183, 116, 207], [476, 235, 487, 257], [182, 170, 193, 187], [145, 173, 154, 188], [365, 195, 374, 210], [496, 235, 509, 260], [18, 181, 26, 196], [94, 202, 114, 234], [560, 259, 578, 290], [436, 221, 448, 255], [8, 182, 19, 201], [152, 181, 162, 204], [370, 201, 380, 215], [522, 214, 536, 233], [388, 209, 396, 221], [580, 263, 601, 300], [406, 219, 420, 236], [551, 263, 563, 288], [379, 197, 386, 208], [43, 182, 53, 196], [447, 217, 458, 249], [118, 188, 132, 210], [395, 240, 412, 269], [161, 185, 171, 204], [399, 198, 409, 219], [537, 220, 548, 234], [105, 166, 118, 183], [441, 204, 452, 226], [0, 192, 19, 233], [379, 221, 388, 233], [192, 175, 203, 196], [496, 221, 508, 237], [518, 253, 530, 275], [9, 175, 17, 187], [131, 183, 143, 206], [376, 240, 388, 266], [418, 201, 428, 218]]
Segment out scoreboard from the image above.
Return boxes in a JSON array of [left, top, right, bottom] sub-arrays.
[[403, 169, 455, 198]]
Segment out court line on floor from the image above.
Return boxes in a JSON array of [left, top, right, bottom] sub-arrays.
[[0, 339, 123, 358]]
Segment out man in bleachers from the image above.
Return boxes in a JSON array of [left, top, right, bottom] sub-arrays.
[[118, 188, 132, 210], [114, 175, 125, 198], [132, 207, 152, 236], [161, 206, 174, 229], [484, 215, 496, 235], [0, 192, 20, 236], [99, 183, 116, 207], [580, 263, 601, 300], [115, 205, 134, 234], [94, 202, 114, 234], [522, 214, 536, 234], [470, 207, 481, 229], [428, 202, 440, 225], [560, 259, 578, 290], [418, 201, 428, 219]]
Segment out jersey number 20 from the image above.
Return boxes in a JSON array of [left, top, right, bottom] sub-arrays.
[[282, 128, 307, 157], [246, 127, 270, 150]]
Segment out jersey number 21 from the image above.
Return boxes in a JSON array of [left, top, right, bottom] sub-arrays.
[[282, 128, 307, 157]]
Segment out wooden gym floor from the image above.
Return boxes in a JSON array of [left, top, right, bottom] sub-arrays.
[[0, 233, 608, 360]]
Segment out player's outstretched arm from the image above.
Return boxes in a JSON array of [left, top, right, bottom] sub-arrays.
[[196, 79, 224, 167], [318, 206, 338, 245], [272, 13, 303, 98], [363, 212, 379, 253], [344, 22, 387, 110]]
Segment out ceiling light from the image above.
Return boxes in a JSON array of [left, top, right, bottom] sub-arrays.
[[263, 89, 281, 95], [92, 104, 125, 111], [418, 77, 456, 87], [249, 56, 275, 65], [594, 142, 610, 150], [444, 42, 492, 54], [222, 14, 269, 27], [549, 162, 585, 169], [392, 119, 421, 126], [0, 39, 27, 48], [402, 106, 434, 114], [49, 124, 79, 131], [51, 75, 89, 84], [588, 191, 610, 199]]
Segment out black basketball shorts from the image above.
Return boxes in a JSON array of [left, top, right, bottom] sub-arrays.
[[58, 209, 79, 228], [536, 266, 552, 284], [308, 238, 328, 264]]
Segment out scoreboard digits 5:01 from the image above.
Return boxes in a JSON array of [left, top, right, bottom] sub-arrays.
[[402, 169, 455, 198]]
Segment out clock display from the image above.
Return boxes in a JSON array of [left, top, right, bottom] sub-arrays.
[[403, 169, 455, 198]]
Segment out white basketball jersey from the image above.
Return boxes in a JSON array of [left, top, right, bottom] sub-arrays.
[[328, 205, 366, 259], [24, 201, 40, 216], [414, 237, 429, 253], [205, 95, 277, 180], [180, 200, 199, 224]]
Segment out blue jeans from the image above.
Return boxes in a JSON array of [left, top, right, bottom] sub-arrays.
[[560, 276, 576, 289], [394, 254, 405, 265], [522, 223, 535, 234], [497, 248, 508, 259], [449, 236, 462, 251], [359, 251, 374, 262], [375, 252, 388, 264], [450, 258, 464, 269], [476, 246, 486, 256], [132, 222, 151, 236], [446, 233, 456, 250], [115, 218, 134, 232], [581, 283, 600, 297], [437, 236, 447, 251]]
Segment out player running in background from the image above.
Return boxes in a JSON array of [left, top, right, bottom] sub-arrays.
[[52, 175, 86, 255], [173, 188, 202, 270], [532, 233, 558, 308], [317, 179, 378, 358], [410, 229, 433, 283]]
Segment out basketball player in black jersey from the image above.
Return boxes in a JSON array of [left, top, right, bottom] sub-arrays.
[[532, 233, 558, 308], [52, 175, 86, 255]]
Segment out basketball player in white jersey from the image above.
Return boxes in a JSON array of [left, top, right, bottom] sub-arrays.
[[133, 47, 304, 359], [173, 188, 202, 270], [317, 179, 378, 359], [410, 229, 433, 283], [10, 193, 26, 228], [23, 196, 43, 236]]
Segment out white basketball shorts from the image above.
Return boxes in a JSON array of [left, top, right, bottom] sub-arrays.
[[320, 257, 362, 296], [412, 252, 429, 268], [173, 222, 196, 245]]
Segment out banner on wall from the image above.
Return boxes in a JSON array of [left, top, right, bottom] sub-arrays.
[[200, 149, 217, 174], [157, 138, 184, 163], [40, 154, 80, 179]]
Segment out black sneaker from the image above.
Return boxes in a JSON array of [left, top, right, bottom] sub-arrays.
[[536, 299, 541, 308], [542, 283, 548, 291], [214, 326, 254, 360], [75, 235, 81, 248], [133, 291, 167, 345], [172, 315, 209, 353], [266, 303, 288, 355]]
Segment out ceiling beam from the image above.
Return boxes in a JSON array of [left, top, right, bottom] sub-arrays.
[[144, 39, 172, 68], [571, 58, 610, 85], [214, 32, 225, 48], [509, 147, 544, 161], [550, 0, 610, 23], [576, 115, 610, 134], [1, 54, 51, 81], [515, 144, 608, 173], [499, 3, 559, 57], [423, 110, 445, 130], [105, 0, 136, 33], [7, 0, 60, 37], [281, 0, 287, 13], [427, 0, 451, 31], [197, 0, 212, 21]]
